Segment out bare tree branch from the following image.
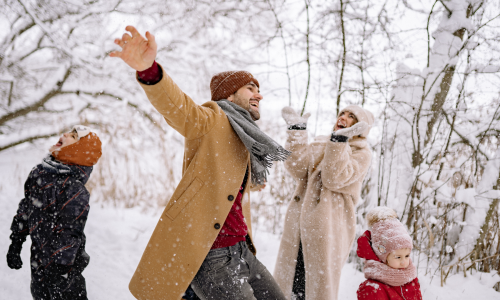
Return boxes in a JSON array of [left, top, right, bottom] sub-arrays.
[[336, 0, 347, 116], [0, 132, 60, 152], [0, 68, 71, 126], [301, 0, 311, 116]]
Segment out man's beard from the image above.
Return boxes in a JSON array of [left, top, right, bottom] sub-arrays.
[[233, 94, 260, 121], [248, 108, 260, 121]]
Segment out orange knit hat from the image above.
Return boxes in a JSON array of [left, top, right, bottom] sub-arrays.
[[52, 131, 102, 166], [210, 71, 259, 101]]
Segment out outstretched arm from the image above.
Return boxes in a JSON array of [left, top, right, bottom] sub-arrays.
[[111, 26, 217, 139]]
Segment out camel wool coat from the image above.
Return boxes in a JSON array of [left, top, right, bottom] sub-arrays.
[[128, 65, 256, 300], [274, 130, 372, 300]]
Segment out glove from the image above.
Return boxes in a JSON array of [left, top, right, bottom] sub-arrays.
[[7, 244, 23, 269], [281, 106, 311, 129], [334, 121, 369, 139], [6, 233, 26, 270]]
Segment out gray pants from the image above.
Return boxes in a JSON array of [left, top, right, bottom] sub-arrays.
[[190, 241, 286, 300]]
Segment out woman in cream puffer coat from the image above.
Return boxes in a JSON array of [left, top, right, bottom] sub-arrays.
[[274, 105, 374, 300]]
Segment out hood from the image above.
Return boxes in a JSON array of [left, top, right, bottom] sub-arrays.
[[357, 230, 381, 262], [41, 155, 93, 185]]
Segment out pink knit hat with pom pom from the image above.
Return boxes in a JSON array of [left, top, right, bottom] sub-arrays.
[[368, 207, 413, 263]]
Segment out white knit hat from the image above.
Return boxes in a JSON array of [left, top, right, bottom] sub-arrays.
[[338, 105, 374, 137], [71, 125, 91, 141]]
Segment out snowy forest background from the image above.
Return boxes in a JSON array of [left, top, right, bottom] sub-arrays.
[[1, 0, 500, 296]]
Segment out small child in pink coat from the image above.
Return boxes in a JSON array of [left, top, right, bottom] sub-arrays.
[[356, 207, 423, 300]]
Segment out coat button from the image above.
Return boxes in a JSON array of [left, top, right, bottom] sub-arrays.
[[214, 223, 221, 230], [228, 195, 234, 201], [294, 196, 300, 202]]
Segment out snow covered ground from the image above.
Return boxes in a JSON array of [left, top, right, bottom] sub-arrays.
[[1, 147, 499, 299]]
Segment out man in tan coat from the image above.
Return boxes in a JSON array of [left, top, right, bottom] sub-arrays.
[[110, 26, 288, 300], [274, 105, 374, 300]]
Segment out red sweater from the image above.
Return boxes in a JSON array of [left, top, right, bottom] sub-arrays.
[[210, 182, 248, 249], [356, 231, 423, 300], [138, 63, 248, 249]]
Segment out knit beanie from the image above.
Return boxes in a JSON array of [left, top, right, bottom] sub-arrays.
[[52, 125, 102, 166], [210, 71, 260, 101], [367, 207, 413, 263], [338, 105, 374, 137]]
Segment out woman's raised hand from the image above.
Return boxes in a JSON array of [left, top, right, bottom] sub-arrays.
[[110, 26, 157, 72], [281, 106, 311, 126], [335, 121, 369, 138]]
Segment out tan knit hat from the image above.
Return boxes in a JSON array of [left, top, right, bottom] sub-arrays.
[[338, 105, 374, 137], [210, 71, 260, 101]]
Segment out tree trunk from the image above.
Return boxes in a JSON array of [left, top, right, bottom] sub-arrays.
[[423, 4, 473, 147], [474, 169, 500, 257]]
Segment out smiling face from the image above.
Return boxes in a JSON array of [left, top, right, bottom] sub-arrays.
[[334, 110, 358, 131], [49, 129, 79, 153], [227, 82, 263, 121], [386, 248, 411, 269]]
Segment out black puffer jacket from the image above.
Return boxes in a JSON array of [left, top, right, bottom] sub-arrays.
[[10, 155, 93, 270]]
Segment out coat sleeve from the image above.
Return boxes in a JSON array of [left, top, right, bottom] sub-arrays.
[[10, 175, 33, 239], [357, 281, 389, 300], [284, 130, 309, 180], [321, 140, 371, 196], [10, 198, 30, 238], [137, 64, 218, 140], [49, 182, 90, 266]]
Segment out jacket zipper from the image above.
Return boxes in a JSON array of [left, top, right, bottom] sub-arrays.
[[400, 286, 406, 300]]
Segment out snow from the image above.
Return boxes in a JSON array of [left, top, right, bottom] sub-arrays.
[[475, 65, 500, 73], [455, 188, 477, 206], [1, 148, 500, 299], [365, 281, 380, 290], [477, 147, 500, 194], [456, 147, 500, 258]]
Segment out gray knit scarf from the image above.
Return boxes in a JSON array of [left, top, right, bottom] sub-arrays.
[[217, 100, 291, 185]]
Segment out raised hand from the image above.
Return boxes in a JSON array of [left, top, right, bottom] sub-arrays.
[[110, 26, 157, 72], [281, 106, 311, 126], [335, 121, 369, 139]]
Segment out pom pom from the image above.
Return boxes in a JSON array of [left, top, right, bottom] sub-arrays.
[[366, 206, 398, 227]]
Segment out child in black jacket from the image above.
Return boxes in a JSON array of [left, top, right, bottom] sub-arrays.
[[7, 125, 102, 300]]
